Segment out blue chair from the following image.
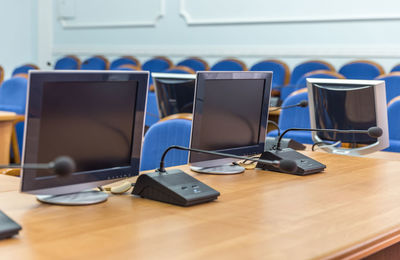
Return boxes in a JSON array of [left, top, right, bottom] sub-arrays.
[[268, 90, 312, 144], [12, 64, 39, 76], [112, 64, 140, 71], [281, 70, 345, 101], [177, 57, 209, 72], [288, 60, 335, 87], [210, 58, 247, 71], [80, 56, 109, 70], [385, 96, 400, 152], [165, 66, 195, 74], [110, 56, 140, 70], [54, 55, 81, 70], [0, 77, 28, 157], [338, 60, 384, 80], [250, 59, 290, 89], [140, 118, 192, 171], [145, 91, 160, 128], [390, 64, 400, 73], [375, 72, 400, 103]]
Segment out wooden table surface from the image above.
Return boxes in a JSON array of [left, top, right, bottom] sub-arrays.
[[2, 151, 400, 259]]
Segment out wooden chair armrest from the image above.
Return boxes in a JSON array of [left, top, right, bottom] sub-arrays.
[[0, 168, 20, 177]]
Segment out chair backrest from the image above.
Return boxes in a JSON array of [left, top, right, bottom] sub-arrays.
[[12, 64, 39, 76], [0, 77, 28, 114], [54, 55, 81, 70], [110, 56, 140, 70], [112, 64, 140, 71], [177, 57, 209, 71], [142, 56, 173, 72], [376, 72, 400, 104], [250, 59, 290, 87], [140, 119, 192, 171], [281, 70, 345, 101], [289, 60, 335, 85], [0, 65, 4, 84], [145, 91, 160, 127], [210, 58, 247, 71], [338, 60, 384, 80], [165, 66, 195, 74], [390, 64, 400, 73], [81, 55, 109, 70], [387, 96, 400, 140], [278, 90, 310, 131]]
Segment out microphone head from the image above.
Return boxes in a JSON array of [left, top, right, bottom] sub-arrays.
[[278, 159, 297, 173], [299, 100, 308, 107], [52, 156, 76, 176], [368, 127, 383, 138]]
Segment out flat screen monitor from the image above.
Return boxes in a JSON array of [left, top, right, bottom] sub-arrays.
[[152, 72, 196, 118], [189, 71, 272, 174], [307, 78, 389, 155], [21, 71, 148, 204]]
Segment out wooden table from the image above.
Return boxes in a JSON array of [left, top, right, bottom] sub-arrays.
[[0, 111, 18, 164], [2, 152, 400, 259]]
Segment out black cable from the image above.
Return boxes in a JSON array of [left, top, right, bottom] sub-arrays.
[[267, 120, 280, 136]]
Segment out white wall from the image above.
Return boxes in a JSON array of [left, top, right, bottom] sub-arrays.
[[33, 0, 400, 73], [0, 0, 38, 78]]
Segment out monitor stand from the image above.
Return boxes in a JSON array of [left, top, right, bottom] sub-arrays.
[[36, 190, 109, 206], [190, 163, 245, 175]]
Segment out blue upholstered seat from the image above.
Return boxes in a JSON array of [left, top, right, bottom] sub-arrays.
[[0, 77, 28, 155], [250, 60, 289, 89], [140, 119, 192, 171], [54, 56, 80, 70], [210, 59, 246, 71], [165, 66, 195, 74], [384, 97, 400, 152], [81, 56, 108, 70], [145, 91, 160, 128], [281, 70, 345, 101], [12, 64, 39, 76], [391, 64, 400, 73], [268, 91, 312, 144], [289, 60, 334, 87], [110, 56, 140, 70], [375, 73, 400, 104], [142, 57, 173, 86], [177, 58, 208, 72], [338, 60, 384, 80]]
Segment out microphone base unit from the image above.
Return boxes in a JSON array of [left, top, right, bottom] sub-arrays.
[[256, 148, 326, 176], [132, 169, 220, 206], [265, 137, 306, 151], [190, 164, 245, 175]]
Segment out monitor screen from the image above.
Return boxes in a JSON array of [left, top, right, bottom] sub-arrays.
[[307, 78, 389, 155], [190, 72, 272, 166], [152, 73, 196, 118], [311, 83, 377, 144], [22, 71, 148, 195]]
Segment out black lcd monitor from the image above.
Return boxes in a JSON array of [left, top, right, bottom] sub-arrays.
[[307, 78, 389, 155], [21, 71, 148, 205], [189, 71, 272, 174], [152, 72, 196, 118]]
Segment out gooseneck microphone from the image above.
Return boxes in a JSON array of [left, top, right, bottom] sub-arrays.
[[0, 156, 76, 176], [158, 145, 297, 174], [276, 126, 383, 150], [132, 145, 298, 206], [269, 100, 308, 112]]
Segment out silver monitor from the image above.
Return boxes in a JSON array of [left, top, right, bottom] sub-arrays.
[[307, 78, 389, 155], [189, 71, 272, 174], [152, 72, 196, 118], [21, 70, 148, 205]]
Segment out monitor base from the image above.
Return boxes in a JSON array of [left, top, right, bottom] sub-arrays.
[[36, 190, 109, 206], [190, 164, 245, 175]]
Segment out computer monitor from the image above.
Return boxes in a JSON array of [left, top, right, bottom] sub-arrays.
[[189, 71, 272, 174], [21, 70, 148, 205], [307, 78, 389, 155], [152, 72, 196, 118]]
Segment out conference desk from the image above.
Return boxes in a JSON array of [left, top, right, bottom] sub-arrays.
[[2, 151, 400, 259]]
